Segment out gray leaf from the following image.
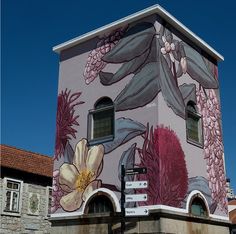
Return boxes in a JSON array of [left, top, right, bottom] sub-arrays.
[[159, 55, 185, 119], [181, 42, 218, 89], [118, 143, 136, 182], [182, 176, 212, 209], [99, 49, 150, 86], [176, 63, 183, 78], [103, 118, 146, 154], [179, 83, 196, 106], [135, 36, 160, 73], [165, 27, 173, 43], [115, 62, 161, 111], [102, 22, 155, 63], [118, 143, 136, 209], [64, 142, 74, 163]]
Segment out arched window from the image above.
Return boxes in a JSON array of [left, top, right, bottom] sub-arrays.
[[87, 195, 114, 214], [190, 196, 208, 217], [186, 101, 202, 146], [88, 97, 114, 144]]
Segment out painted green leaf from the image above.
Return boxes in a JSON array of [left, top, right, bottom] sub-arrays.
[[181, 42, 218, 89], [99, 49, 150, 86], [103, 118, 146, 154], [115, 62, 161, 111], [102, 22, 155, 63], [159, 55, 185, 119], [179, 83, 196, 106]]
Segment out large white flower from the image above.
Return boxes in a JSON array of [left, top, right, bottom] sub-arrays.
[[59, 139, 104, 212]]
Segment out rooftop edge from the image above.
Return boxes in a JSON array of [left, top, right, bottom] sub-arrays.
[[53, 4, 224, 62]]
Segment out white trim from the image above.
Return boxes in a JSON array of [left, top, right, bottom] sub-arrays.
[[50, 211, 83, 218], [186, 190, 210, 214], [50, 189, 228, 221], [1, 177, 23, 216], [210, 214, 229, 221], [53, 4, 223, 61], [82, 188, 121, 213], [46, 186, 52, 217], [147, 204, 188, 214]]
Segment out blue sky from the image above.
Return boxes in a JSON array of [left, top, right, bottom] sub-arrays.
[[1, 0, 236, 191]]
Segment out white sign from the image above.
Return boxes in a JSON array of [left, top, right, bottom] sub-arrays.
[[125, 181, 148, 189], [125, 207, 149, 216], [125, 194, 147, 203]]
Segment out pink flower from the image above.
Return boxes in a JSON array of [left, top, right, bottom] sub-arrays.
[[137, 125, 188, 207], [83, 28, 126, 84], [54, 89, 84, 160], [161, 36, 175, 62], [51, 170, 66, 213], [196, 87, 227, 213]]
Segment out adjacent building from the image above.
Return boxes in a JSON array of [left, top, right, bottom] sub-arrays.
[[0, 144, 53, 234], [227, 178, 236, 200], [51, 5, 230, 233]]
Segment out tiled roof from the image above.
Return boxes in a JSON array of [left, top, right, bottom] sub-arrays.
[[0, 144, 53, 178], [229, 199, 236, 206]]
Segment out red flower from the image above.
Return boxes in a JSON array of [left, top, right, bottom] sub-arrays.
[[137, 125, 188, 207], [54, 89, 84, 160]]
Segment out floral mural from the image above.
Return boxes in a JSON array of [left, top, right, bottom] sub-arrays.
[[136, 125, 188, 207], [51, 170, 66, 213], [197, 87, 227, 213], [58, 139, 104, 211], [54, 89, 84, 161], [52, 17, 227, 217], [83, 27, 126, 84]]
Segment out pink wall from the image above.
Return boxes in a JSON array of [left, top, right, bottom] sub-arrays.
[[52, 13, 227, 217]]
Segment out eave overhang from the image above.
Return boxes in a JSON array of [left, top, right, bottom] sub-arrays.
[[53, 4, 224, 62]]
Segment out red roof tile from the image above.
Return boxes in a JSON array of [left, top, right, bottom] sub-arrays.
[[229, 199, 236, 206], [1, 145, 53, 178]]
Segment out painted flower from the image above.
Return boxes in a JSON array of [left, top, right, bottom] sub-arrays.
[[83, 27, 126, 84], [59, 139, 104, 212], [137, 125, 188, 207], [51, 170, 66, 213], [160, 30, 187, 74], [160, 35, 176, 62], [54, 89, 84, 160], [196, 87, 227, 213]]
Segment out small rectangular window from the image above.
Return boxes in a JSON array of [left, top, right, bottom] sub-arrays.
[[186, 103, 203, 146], [93, 108, 114, 139], [88, 97, 114, 145], [4, 179, 21, 213]]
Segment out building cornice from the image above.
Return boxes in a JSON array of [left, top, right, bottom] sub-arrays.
[[53, 4, 224, 62]]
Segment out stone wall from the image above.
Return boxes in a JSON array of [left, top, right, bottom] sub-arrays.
[[0, 178, 51, 234]]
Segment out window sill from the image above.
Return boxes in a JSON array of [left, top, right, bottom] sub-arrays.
[[1, 211, 21, 217], [88, 135, 114, 146], [187, 138, 203, 148]]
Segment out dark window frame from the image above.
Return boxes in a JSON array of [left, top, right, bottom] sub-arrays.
[[88, 97, 115, 146], [186, 101, 203, 147], [86, 195, 114, 215], [189, 195, 208, 217]]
